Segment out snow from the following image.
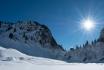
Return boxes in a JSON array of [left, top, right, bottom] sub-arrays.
[[0, 46, 104, 70], [0, 46, 66, 64], [0, 61, 104, 70]]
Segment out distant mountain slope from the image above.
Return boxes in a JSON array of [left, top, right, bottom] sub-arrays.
[[0, 21, 65, 60], [65, 28, 104, 63]]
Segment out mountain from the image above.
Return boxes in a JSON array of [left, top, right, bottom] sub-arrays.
[[65, 28, 104, 63], [1, 20, 104, 63], [0, 21, 65, 60]]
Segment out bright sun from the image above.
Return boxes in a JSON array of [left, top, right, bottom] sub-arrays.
[[81, 18, 95, 31]]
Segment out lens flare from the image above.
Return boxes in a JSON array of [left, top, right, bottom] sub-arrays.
[[81, 18, 95, 31]]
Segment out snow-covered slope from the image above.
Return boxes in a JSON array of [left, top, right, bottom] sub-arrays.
[[0, 21, 65, 60], [0, 46, 66, 64], [0, 46, 28, 61], [0, 46, 104, 70]]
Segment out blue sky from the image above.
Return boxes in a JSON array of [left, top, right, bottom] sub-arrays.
[[0, 0, 104, 49]]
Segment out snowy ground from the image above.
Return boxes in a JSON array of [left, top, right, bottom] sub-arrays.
[[0, 46, 104, 70], [0, 60, 104, 70]]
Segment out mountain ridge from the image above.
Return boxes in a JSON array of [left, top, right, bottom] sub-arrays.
[[0, 20, 104, 63], [0, 20, 65, 60]]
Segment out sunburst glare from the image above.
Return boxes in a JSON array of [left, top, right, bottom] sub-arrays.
[[81, 17, 96, 32]]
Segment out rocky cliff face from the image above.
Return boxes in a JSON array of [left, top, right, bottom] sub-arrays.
[[0, 21, 64, 59], [0, 21, 64, 51]]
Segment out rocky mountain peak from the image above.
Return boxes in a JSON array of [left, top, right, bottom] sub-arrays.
[[0, 21, 64, 51]]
